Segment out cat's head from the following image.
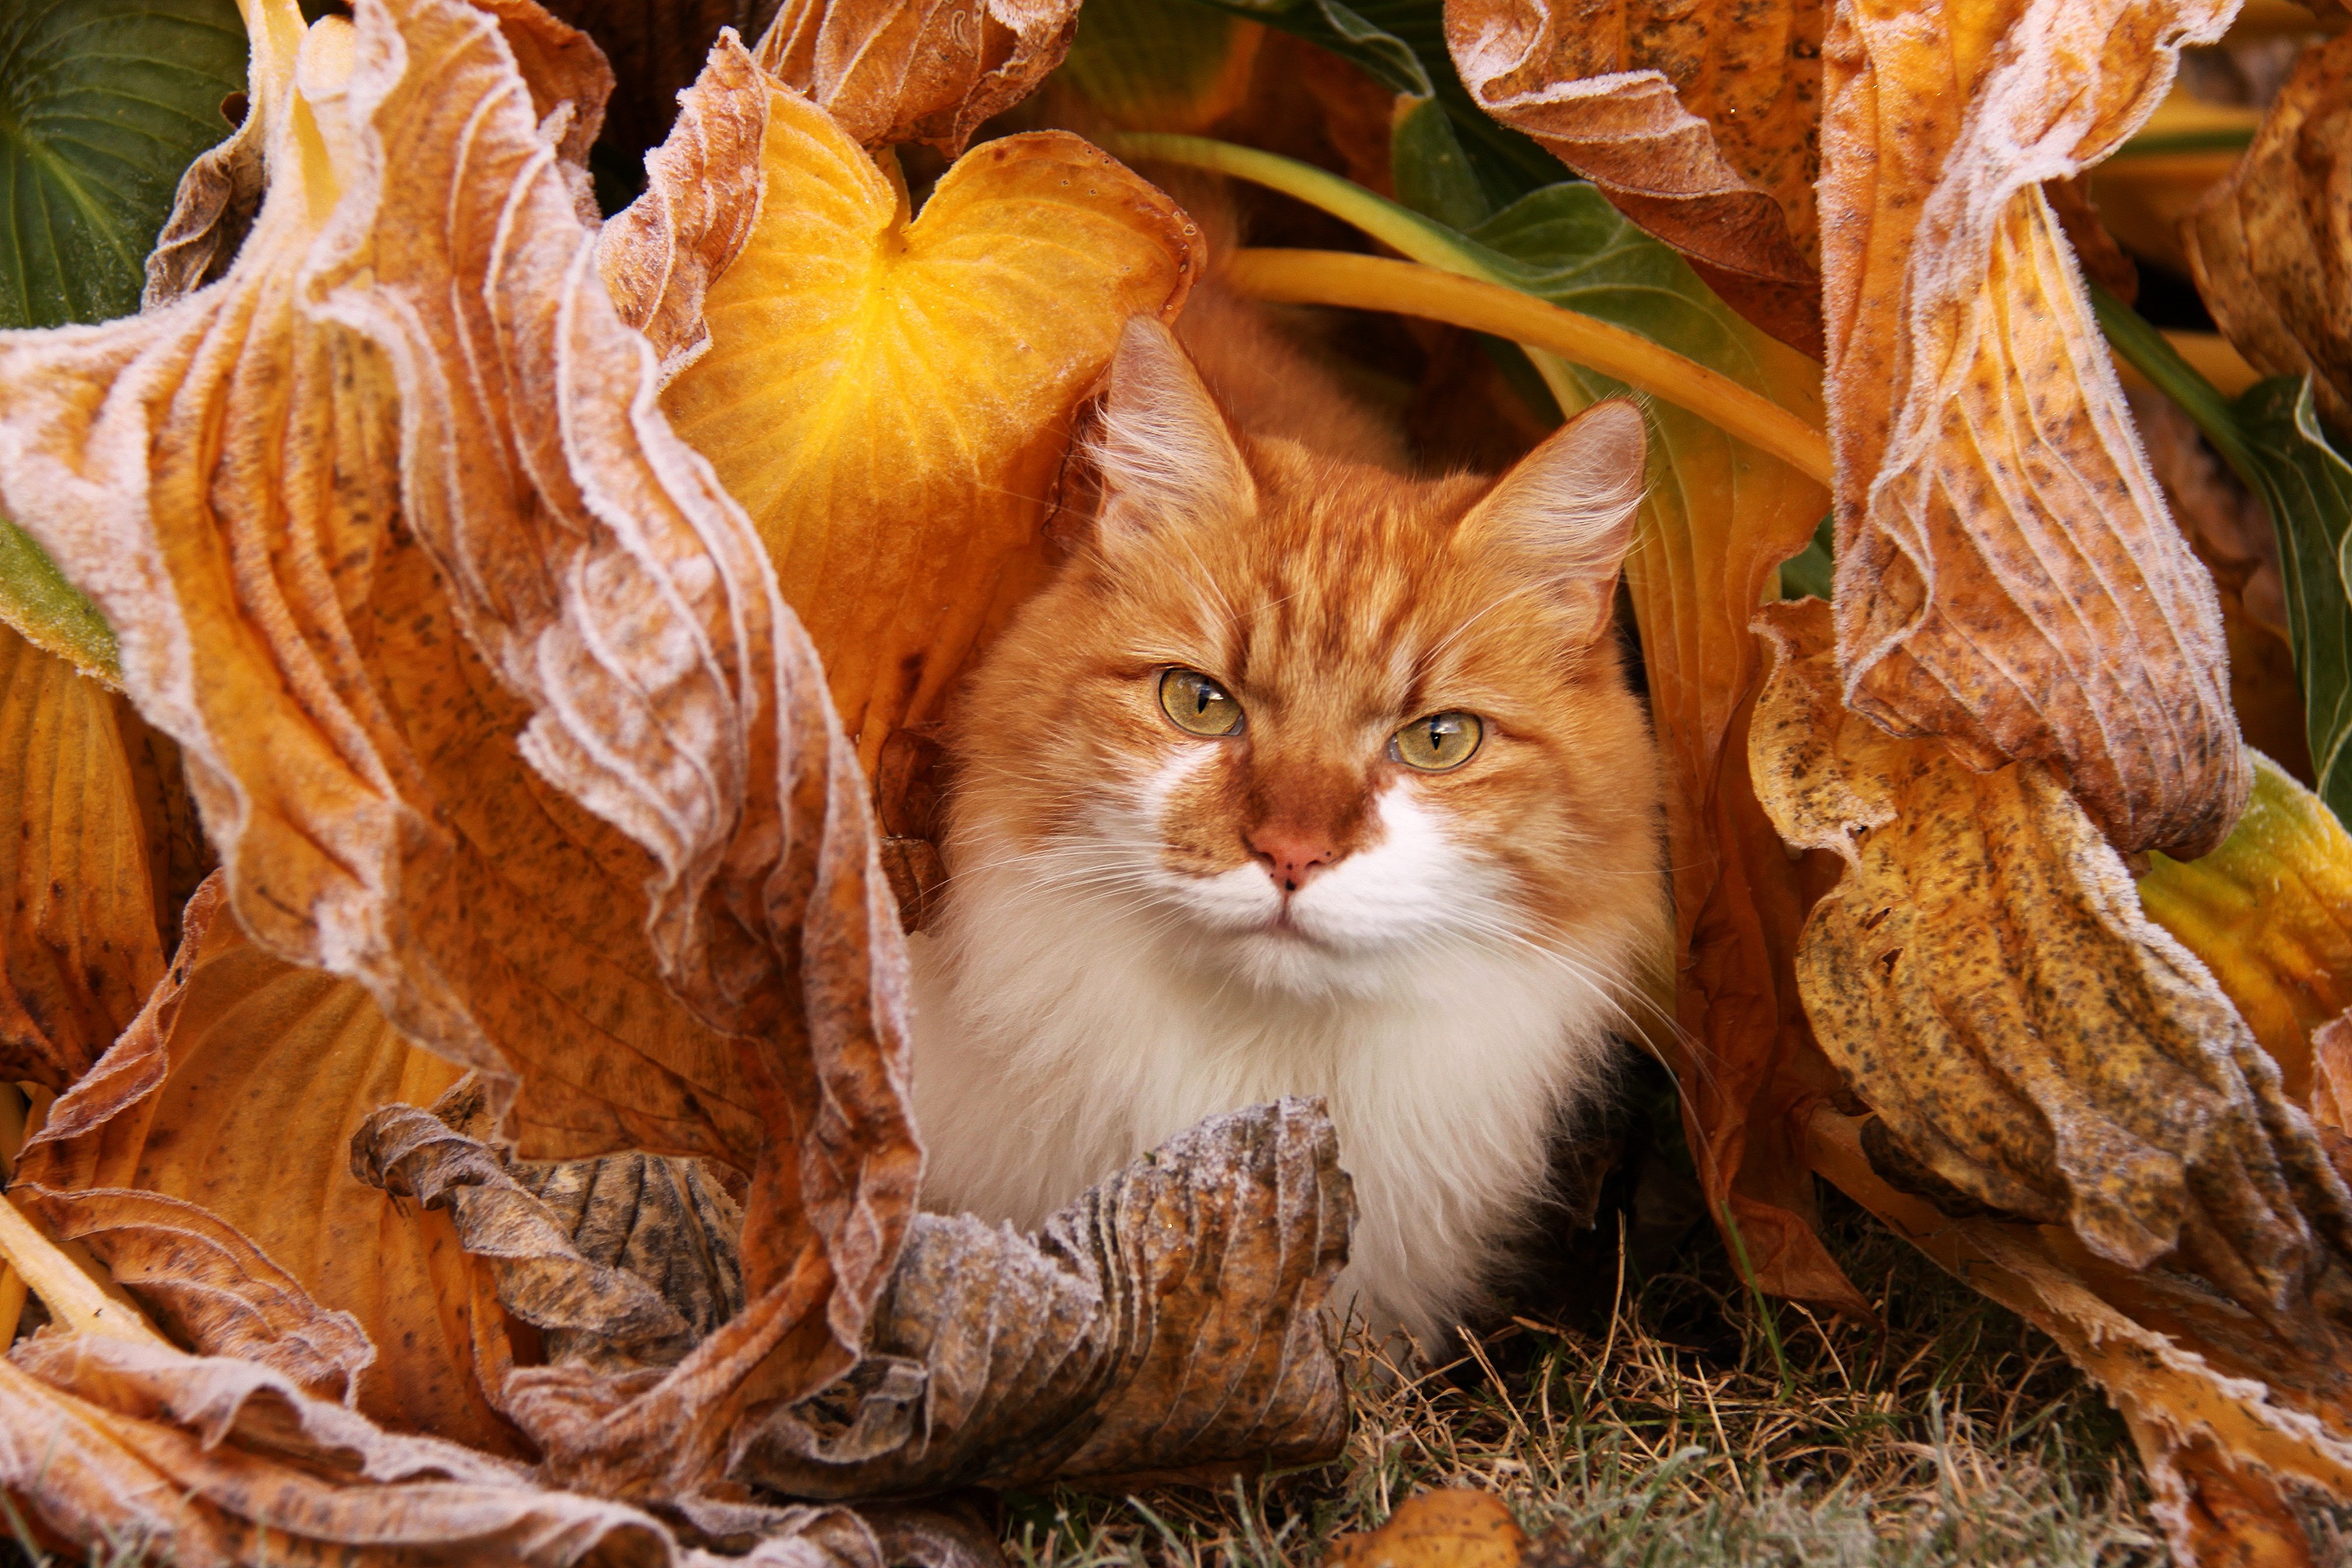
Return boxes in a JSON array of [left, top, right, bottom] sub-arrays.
[[942, 317, 1668, 1003]]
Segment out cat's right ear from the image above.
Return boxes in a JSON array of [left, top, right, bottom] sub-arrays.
[[1089, 317, 1257, 537]]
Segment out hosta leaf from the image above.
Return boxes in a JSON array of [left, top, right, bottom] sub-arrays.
[[1820, 0, 2247, 860], [2185, 29, 2352, 439], [2100, 295, 2352, 835], [754, 0, 1082, 154], [1053, 0, 1263, 134], [1753, 597, 2352, 1307], [0, 0, 246, 329], [0, 518, 117, 683], [0, 0, 916, 1503], [12, 876, 532, 1454], [1442, 0, 1825, 358], [2140, 752, 2352, 1102], [0, 621, 165, 1090], [653, 84, 1197, 773]]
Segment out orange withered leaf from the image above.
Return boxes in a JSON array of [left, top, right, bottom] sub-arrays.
[[650, 80, 1197, 773], [1444, 0, 1827, 359], [1819, 0, 2248, 859], [2187, 29, 2352, 439], [1326, 1491, 1528, 1568], [12, 876, 532, 1455], [0, 625, 167, 1090], [0, 0, 914, 1441], [754, 0, 1081, 154]]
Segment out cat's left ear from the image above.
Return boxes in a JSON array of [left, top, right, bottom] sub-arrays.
[[1454, 399, 1646, 644]]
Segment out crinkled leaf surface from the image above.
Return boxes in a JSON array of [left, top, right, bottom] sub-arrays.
[[0, 0, 916, 1494], [1753, 598, 2352, 1313], [754, 0, 1081, 153], [2186, 29, 2352, 440], [653, 82, 1197, 772], [344, 1096, 1352, 1499], [0, 0, 247, 329], [1443, 0, 1826, 358], [1820, 0, 2247, 860]]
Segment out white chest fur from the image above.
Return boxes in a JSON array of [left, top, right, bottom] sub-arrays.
[[906, 822, 1633, 1348]]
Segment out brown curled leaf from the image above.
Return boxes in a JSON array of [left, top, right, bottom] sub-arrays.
[[595, 29, 768, 385], [0, 623, 167, 1091], [0, 0, 916, 1436], [752, 0, 1080, 154], [1753, 598, 2352, 1316], [652, 82, 1198, 778], [353, 1098, 724, 1369], [1443, 0, 1827, 359], [0, 1330, 737, 1568], [1819, 0, 2248, 859], [715, 1099, 1352, 1496], [2187, 29, 2352, 439]]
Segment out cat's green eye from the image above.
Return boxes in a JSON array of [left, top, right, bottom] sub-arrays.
[[1160, 668, 1244, 737], [1392, 711, 1483, 772]]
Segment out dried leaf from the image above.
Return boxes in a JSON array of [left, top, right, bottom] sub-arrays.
[[701, 1100, 1348, 1495], [1820, 0, 2248, 859], [2128, 385, 2310, 782], [11, 875, 531, 1454], [0, 1330, 733, 1568], [2140, 751, 2352, 1099], [0, 0, 916, 1486], [1754, 597, 2352, 1317], [653, 84, 1198, 770], [1326, 1490, 1529, 1568], [353, 1097, 720, 1370], [753, 0, 1080, 154], [1443, 0, 1827, 358], [2187, 29, 2352, 439], [0, 624, 166, 1090], [1807, 1107, 2352, 1568]]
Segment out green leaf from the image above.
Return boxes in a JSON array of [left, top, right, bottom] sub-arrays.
[[1390, 94, 1489, 231], [0, 516, 118, 680], [1780, 514, 1836, 603], [2234, 379, 2352, 822], [1, 0, 247, 328]]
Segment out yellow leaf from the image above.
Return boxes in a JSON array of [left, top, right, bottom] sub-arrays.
[[2140, 752, 2352, 1100], [1819, 0, 2248, 858], [657, 85, 1197, 772]]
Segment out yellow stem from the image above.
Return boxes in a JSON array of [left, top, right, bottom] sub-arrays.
[[0, 1083, 163, 1346], [1226, 249, 1835, 488]]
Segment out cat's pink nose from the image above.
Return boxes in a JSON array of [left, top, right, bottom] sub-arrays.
[[1245, 825, 1337, 893]]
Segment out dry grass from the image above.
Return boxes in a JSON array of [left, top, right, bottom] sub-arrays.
[[1000, 1183, 2170, 1568]]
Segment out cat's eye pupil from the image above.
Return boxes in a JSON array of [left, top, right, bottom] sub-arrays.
[[1159, 668, 1243, 737], [1392, 710, 1482, 772]]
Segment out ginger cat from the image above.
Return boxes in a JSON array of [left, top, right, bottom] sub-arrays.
[[907, 297, 1668, 1348]]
